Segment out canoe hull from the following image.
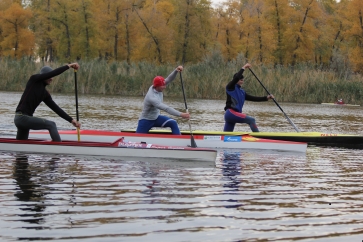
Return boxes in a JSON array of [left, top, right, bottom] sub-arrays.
[[137, 130, 363, 148], [321, 103, 360, 107], [29, 130, 307, 153], [0, 138, 217, 162]]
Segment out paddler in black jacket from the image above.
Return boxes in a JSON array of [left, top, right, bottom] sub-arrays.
[[14, 63, 81, 141]]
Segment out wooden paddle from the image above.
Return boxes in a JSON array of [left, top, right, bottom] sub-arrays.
[[179, 71, 197, 148], [249, 68, 300, 132], [74, 69, 81, 141]]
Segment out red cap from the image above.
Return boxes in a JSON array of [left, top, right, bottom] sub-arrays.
[[153, 76, 166, 87]]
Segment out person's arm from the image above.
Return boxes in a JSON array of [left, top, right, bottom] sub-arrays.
[[226, 63, 251, 90], [43, 94, 73, 122], [149, 97, 182, 117], [34, 63, 80, 83], [164, 66, 183, 85], [34, 66, 69, 83], [226, 69, 244, 90], [245, 93, 274, 101]]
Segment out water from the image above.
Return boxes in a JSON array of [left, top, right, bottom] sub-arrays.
[[1, 91, 363, 241]]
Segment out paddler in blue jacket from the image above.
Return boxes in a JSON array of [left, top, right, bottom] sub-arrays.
[[224, 63, 274, 132], [14, 63, 81, 141]]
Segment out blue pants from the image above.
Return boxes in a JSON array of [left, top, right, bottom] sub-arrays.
[[136, 115, 180, 135], [223, 109, 259, 132], [14, 112, 61, 141]]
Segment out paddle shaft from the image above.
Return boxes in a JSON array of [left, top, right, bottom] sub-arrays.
[[179, 71, 197, 148], [74, 69, 80, 141], [249, 68, 300, 132]]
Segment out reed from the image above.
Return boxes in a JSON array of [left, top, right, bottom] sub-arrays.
[[1, 54, 362, 105]]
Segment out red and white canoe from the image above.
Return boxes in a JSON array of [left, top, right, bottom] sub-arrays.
[[29, 130, 307, 153], [0, 137, 217, 162]]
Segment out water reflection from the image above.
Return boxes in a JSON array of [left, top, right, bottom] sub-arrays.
[[13, 155, 45, 224], [221, 151, 244, 209], [12, 155, 61, 225], [1, 91, 363, 241], [141, 165, 160, 201]]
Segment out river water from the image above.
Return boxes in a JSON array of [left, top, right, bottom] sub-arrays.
[[0, 91, 362, 241]]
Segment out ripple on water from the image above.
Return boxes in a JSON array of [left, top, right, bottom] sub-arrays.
[[1, 92, 363, 241]]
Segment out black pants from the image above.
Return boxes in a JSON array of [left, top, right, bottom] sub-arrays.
[[14, 112, 61, 141]]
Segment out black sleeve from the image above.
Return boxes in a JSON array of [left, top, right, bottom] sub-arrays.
[[226, 68, 245, 90], [34, 65, 70, 83], [43, 93, 73, 122], [245, 93, 268, 102]]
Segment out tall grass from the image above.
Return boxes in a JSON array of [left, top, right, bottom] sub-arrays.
[[1, 53, 362, 104]]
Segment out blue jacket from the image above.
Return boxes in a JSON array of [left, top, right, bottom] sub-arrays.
[[224, 68, 268, 112]]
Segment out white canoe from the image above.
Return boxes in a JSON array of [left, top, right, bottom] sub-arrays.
[[0, 137, 217, 162], [29, 130, 307, 153]]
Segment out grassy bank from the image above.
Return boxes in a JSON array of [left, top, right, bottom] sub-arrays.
[[1, 54, 362, 105]]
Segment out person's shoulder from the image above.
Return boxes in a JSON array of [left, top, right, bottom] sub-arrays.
[[29, 73, 40, 79], [26, 74, 41, 84]]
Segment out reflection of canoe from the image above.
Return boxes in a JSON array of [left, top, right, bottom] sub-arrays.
[[120, 130, 363, 148], [29, 130, 308, 153], [321, 103, 360, 107], [0, 137, 217, 162]]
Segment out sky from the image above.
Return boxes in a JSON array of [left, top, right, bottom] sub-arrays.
[[210, 0, 224, 7]]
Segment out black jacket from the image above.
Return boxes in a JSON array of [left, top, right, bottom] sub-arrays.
[[16, 65, 73, 122]]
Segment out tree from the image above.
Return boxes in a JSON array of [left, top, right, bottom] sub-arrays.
[[0, 3, 35, 58], [243, 0, 276, 64], [173, 0, 213, 63], [284, 0, 322, 65], [212, 0, 243, 61], [343, 0, 363, 72], [265, 0, 290, 65]]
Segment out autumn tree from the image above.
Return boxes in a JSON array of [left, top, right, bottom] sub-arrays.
[[132, 0, 176, 64], [342, 0, 363, 72], [242, 0, 276, 64], [73, 0, 98, 60], [264, 0, 290, 65], [173, 0, 213, 63], [212, 0, 243, 61], [283, 0, 322, 65], [0, 3, 35, 58], [30, 0, 57, 61]]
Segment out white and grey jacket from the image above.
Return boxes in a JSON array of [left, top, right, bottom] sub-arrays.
[[138, 69, 181, 120]]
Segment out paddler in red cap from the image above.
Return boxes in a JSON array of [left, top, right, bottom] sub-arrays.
[[136, 66, 190, 135]]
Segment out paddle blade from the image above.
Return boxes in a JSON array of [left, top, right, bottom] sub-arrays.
[[191, 136, 197, 148], [187, 121, 197, 147]]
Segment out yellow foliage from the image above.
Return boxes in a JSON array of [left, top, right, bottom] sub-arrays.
[[0, 0, 362, 70], [0, 3, 35, 58]]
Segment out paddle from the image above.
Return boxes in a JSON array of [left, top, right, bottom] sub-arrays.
[[249, 68, 300, 132], [74, 69, 81, 141], [179, 71, 197, 148]]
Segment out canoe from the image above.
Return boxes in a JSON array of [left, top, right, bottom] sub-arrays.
[[29, 130, 308, 153], [0, 137, 217, 162], [131, 130, 363, 148], [321, 103, 360, 107]]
